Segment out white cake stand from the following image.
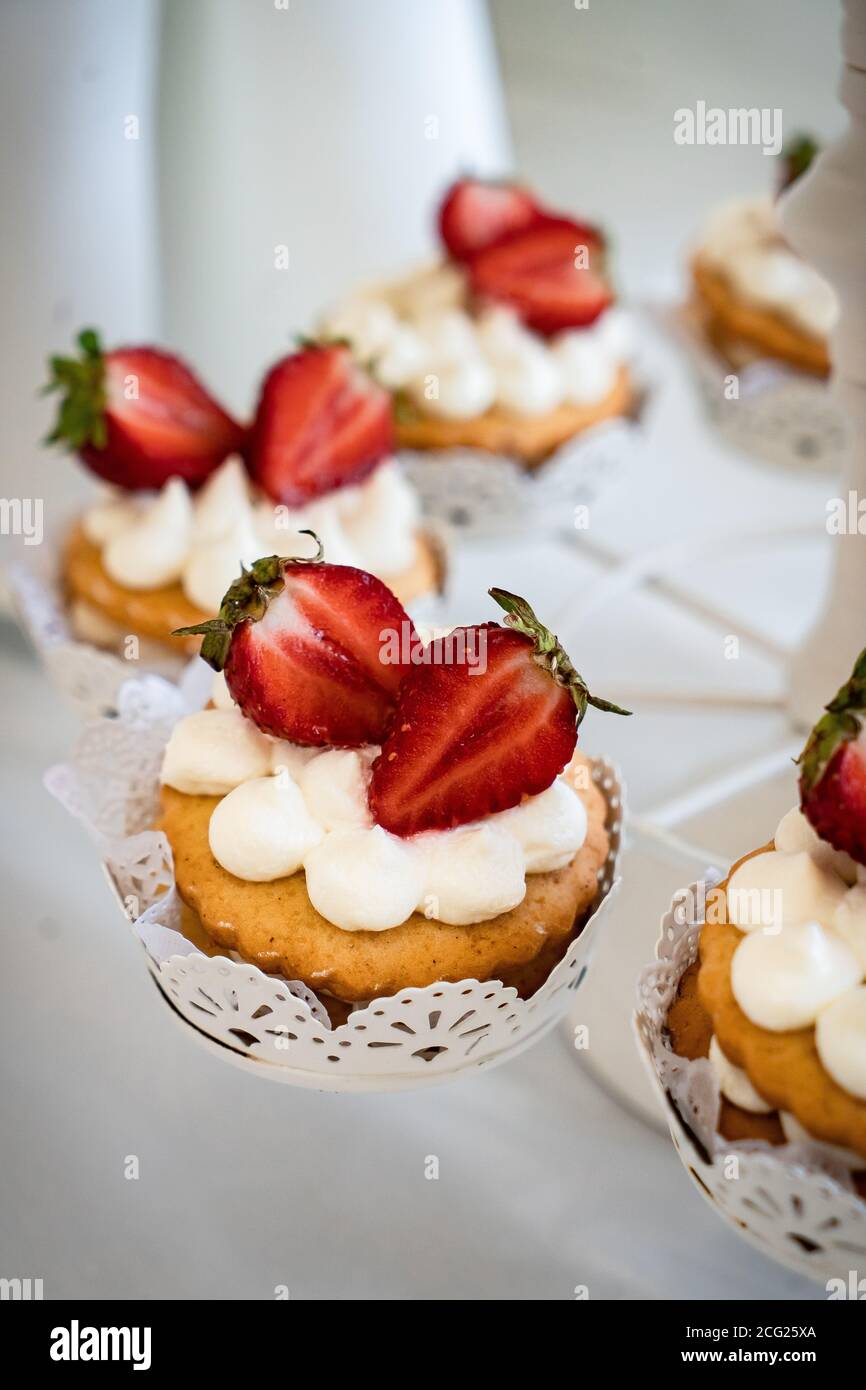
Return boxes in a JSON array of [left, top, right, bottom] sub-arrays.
[[785, 0, 866, 723], [567, 526, 814, 1131], [570, 0, 866, 1129]]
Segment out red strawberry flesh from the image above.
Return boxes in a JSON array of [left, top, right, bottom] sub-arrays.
[[248, 345, 393, 507], [178, 556, 418, 747], [370, 625, 579, 836], [469, 217, 612, 335], [438, 178, 543, 263], [798, 648, 866, 867], [802, 741, 866, 866]]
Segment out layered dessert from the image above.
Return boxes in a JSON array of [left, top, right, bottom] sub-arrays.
[[321, 178, 635, 467], [45, 332, 439, 656], [162, 554, 628, 1009], [667, 648, 866, 1191], [690, 137, 837, 376]]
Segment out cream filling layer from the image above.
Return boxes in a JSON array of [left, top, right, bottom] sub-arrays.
[[84, 456, 421, 611], [696, 194, 837, 339], [723, 807, 866, 1102], [161, 689, 590, 933], [321, 263, 633, 419]]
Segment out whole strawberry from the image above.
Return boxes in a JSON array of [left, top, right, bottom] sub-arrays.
[[798, 647, 866, 866], [175, 539, 418, 747], [369, 588, 629, 837], [44, 328, 245, 491]]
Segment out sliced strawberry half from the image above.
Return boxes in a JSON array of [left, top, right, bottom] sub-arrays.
[[468, 217, 612, 335], [798, 647, 866, 865], [369, 589, 630, 837], [438, 177, 543, 263], [175, 544, 418, 746], [247, 343, 393, 507], [43, 328, 245, 491]]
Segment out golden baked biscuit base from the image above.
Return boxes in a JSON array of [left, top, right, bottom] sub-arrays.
[[394, 366, 633, 467], [691, 257, 830, 377], [63, 524, 443, 655], [697, 845, 866, 1161], [667, 960, 786, 1147], [159, 753, 609, 1003]]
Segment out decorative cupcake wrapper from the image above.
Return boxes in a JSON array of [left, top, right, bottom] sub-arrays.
[[45, 671, 624, 1092], [634, 881, 866, 1283], [7, 552, 188, 719], [669, 307, 847, 474], [399, 400, 649, 541], [7, 516, 452, 720]]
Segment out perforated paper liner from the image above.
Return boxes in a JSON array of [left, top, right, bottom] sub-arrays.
[[46, 671, 624, 1091], [399, 402, 648, 540], [669, 305, 846, 473], [635, 880, 866, 1283]]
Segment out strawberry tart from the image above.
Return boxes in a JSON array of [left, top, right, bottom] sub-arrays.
[[690, 136, 836, 377], [160, 551, 627, 1007], [321, 178, 635, 468], [667, 648, 866, 1190], [45, 331, 441, 658]]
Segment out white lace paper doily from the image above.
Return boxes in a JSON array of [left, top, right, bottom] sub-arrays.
[[399, 409, 647, 540], [634, 882, 866, 1283], [667, 307, 847, 474], [7, 547, 190, 719], [45, 671, 624, 1091]]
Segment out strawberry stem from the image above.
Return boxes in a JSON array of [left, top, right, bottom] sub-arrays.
[[489, 587, 631, 727], [173, 533, 325, 670], [42, 327, 108, 452], [779, 133, 819, 193]]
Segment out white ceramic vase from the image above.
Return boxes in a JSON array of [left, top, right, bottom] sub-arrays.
[[157, 0, 512, 415]]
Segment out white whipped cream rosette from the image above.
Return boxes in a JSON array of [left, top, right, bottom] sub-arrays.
[[322, 271, 649, 539], [45, 667, 624, 1091], [635, 860, 866, 1284], [696, 195, 837, 342], [85, 455, 425, 613], [7, 475, 450, 720]]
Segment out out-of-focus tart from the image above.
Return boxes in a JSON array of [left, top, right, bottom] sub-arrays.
[[44, 334, 440, 656], [321, 178, 636, 467], [668, 648, 866, 1192], [161, 558, 627, 1004], [689, 136, 836, 377]]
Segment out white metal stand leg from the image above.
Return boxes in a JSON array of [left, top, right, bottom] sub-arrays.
[[783, 0, 866, 726]]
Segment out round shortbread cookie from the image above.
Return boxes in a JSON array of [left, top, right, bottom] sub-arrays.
[[159, 753, 609, 1003], [394, 366, 634, 467], [691, 257, 830, 377], [63, 524, 443, 655], [696, 844, 866, 1161]]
